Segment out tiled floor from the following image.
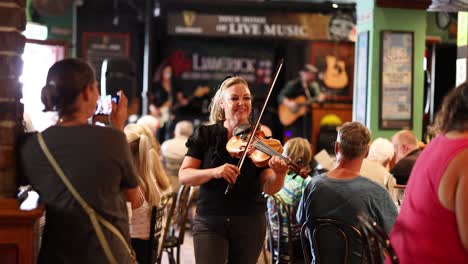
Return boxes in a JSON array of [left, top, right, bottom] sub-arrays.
[[160, 230, 195, 264]]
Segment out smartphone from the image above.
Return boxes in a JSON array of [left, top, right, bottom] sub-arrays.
[[112, 95, 120, 104], [95, 95, 115, 115]]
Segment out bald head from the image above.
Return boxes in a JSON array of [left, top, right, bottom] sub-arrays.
[[392, 130, 418, 162], [174, 121, 193, 138]]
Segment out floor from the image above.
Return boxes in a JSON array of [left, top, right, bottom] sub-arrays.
[[160, 230, 271, 264]]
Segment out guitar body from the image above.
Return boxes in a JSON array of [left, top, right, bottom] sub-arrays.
[[323, 55, 348, 89], [278, 96, 309, 126], [152, 86, 210, 127], [154, 101, 171, 127]]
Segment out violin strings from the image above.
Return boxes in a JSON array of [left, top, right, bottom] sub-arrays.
[[253, 140, 287, 161]]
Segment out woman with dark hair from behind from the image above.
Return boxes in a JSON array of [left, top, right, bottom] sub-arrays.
[[18, 58, 138, 263], [390, 82, 468, 263]]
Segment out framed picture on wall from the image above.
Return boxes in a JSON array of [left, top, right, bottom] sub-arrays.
[[354, 31, 369, 125], [82, 32, 130, 81], [310, 41, 355, 102], [379, 31, 414, 130]]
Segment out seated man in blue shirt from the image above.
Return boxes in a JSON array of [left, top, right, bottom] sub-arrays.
[[297, 122, 397, 264]]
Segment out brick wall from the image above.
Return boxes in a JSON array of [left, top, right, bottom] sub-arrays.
[[0, 0, 26, 198]]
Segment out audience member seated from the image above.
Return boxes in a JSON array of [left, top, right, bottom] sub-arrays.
[[125, 123, 164, 264], [125, 124, 171, 195], [137, 114, 160, 138], [316, 114, 342, 155], [390, 82, 468, 263], [18, 58, 138, 263], [297, 122, 398, 264], [161, 120, 193, 191], [360, 137, 397, 199], [390, 130, 421, 184], [267, 137, 312, 263]]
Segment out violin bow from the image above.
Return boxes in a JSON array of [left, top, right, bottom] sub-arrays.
[[225, 59, 284, 194]]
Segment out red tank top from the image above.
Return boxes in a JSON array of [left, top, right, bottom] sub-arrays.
[[389, 134, 468, 263]]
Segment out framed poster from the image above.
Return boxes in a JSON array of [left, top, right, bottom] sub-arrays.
[[354, 31, 369, 125], [310, 41, 355, 102], [379, 31, 413, 130], [82, 32, 130, 81]]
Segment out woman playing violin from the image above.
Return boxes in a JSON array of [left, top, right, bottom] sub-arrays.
[[179, 76, 288, 264], [267, 137, 313, 264]]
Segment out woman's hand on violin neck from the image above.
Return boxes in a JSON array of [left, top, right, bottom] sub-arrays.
[[213, 163, 240, 184], [268, 156, 288, 176], [261, 157, 288, 195]]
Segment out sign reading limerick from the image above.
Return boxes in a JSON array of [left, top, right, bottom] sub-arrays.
[[168, 11, 332, 40], [380, 31, 413, 130]]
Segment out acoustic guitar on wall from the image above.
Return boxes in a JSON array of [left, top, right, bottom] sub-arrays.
[[323, 55, 348, 90], [278, 95, 318, 126]]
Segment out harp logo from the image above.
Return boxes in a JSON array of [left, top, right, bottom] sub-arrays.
[[183, 11, 197, 27]]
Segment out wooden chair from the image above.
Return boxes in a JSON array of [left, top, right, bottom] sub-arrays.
[[357, 213, 399, 264], [300, 218, 365, 264], [156, 192, 177, 264], [393, 185, 406, 206], [160, 185, 193, 264], [266, 194, 295, 264], [146, 204, 165, 264]]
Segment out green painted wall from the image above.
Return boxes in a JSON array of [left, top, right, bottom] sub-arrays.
[[25, 0, 73, 43], [356, 1, 426, 140], [426, 12, 457, 44]]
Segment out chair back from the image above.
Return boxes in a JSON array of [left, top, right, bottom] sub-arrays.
[[157, 192, 177, 261], [147, 204, 165, 264], [266, 194, 295, 264], [357, 213, 399, 264], [172, 185, 193, 245], [393, 185, 406, 206], [300, 218, 365, 264]]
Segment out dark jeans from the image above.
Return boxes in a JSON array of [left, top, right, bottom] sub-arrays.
[[192, 214, 266, 264], [131, 238, 158, 264]]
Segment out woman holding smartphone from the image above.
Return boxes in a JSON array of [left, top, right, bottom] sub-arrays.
[[18, 58, 138, 263]]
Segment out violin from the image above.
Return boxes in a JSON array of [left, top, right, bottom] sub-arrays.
[[226, 124, 308, 179]]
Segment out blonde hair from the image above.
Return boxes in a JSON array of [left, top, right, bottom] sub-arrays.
[[283, 137, 313, 168], [209, 76, 249, 124], [124, 124, 170, 206], [337, 122, 370, 160]]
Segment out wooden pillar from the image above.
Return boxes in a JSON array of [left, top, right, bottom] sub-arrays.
[[0, 0, 25, 198], [0, 1, 43, 263]]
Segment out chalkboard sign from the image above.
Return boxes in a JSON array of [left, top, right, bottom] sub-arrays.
[[82, 32, 130, 81]]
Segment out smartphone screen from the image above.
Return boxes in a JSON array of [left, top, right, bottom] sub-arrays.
[[95, 95, 113, 115]]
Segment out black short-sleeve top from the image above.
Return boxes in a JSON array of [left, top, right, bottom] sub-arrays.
[[186, 122, 267, 216]]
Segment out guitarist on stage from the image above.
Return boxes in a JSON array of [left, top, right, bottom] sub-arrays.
[[278, 64, 326, 140], [148, 62, 188, 142]]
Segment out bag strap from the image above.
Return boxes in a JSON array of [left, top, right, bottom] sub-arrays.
[[37, 132, 136, 264]]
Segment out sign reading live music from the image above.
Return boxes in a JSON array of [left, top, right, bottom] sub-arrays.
[[167, 11, 332, 40]]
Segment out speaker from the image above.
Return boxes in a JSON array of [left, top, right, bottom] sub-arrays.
[[100, 58, 136, 102]]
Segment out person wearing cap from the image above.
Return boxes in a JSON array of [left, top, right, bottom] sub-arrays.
[[278, 64, 326, 140]]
